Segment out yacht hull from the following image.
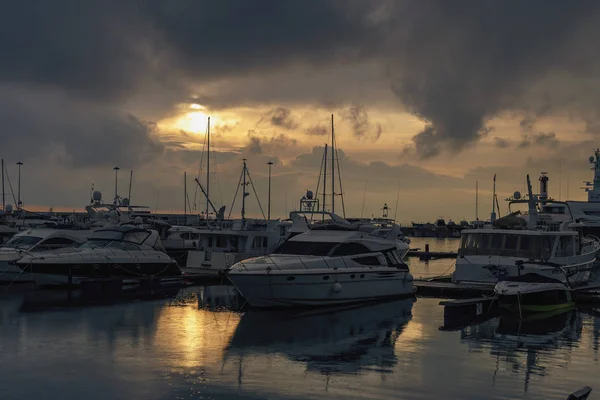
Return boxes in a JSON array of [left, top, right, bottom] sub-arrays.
[[227, 269, 415, 308], [494, 280, 574, 313], [453, 255, 595, 285]]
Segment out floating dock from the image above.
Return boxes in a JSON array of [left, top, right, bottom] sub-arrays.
[[414, 279, 495, 297]]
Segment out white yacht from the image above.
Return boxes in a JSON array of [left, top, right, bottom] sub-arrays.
[[13, 226, 181, 286], [452, 175, 600, 286], [226, 212, 415, 308], [183, 218, 291, 277], [0, 229, 88, 283]]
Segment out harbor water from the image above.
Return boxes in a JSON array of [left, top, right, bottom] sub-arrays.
[[1, 238, 598, 400]]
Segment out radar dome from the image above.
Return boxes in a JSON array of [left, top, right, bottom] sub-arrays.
[[306, 190, 314, 200], [92, 191, 102, 202], [590, 156, 595, 163], [5, 204, 13, 213], [134, 216, 143, 224], [109, 209, 119, 220], [513, 191, 521, 200], [121, 198, 130, 206]]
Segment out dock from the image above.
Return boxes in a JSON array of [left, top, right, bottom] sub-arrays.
[[415, 279, 495, 297], [406, 250, 458, 259]]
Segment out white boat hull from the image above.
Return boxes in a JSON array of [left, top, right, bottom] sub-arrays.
[[452, 254, 595, 285], [227, 269, 415, 308]]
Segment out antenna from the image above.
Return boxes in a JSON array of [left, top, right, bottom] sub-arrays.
[[393, 181, 400, 221], [16, 161, 23, 209]]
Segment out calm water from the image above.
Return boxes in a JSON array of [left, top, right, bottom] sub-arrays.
[[1, 239, 598, 400]]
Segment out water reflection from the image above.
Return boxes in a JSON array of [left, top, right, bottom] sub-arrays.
[[460, 309, 585, 392], [227, 298, 414, 376]]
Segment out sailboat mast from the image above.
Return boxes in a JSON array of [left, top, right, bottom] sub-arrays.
[[184, 171, 187, 223], [491, 174, 497, 222], [475, 180, 479, 220], [128, 170, 133, 203], [1, 159, 4, 211], [206, 117, 210, 221], [241, 159, 247, 223], [323, 144, 328, 214], [331, 114, 335, 214]]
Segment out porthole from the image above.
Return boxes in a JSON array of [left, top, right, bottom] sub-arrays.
[[350, 274, 355, 279], [287, 276, 296, 281], [360, 274, 365, 279], [323, 275, 330, 280]]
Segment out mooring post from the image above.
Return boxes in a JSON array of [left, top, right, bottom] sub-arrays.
[[425, 243, 430, 261]]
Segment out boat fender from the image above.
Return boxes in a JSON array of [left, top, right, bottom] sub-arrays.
[[332, 282, 342, 293]]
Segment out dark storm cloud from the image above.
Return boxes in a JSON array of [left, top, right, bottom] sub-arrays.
[[340, 104, 383, 141], [245, 131, 298, 155], [0, 87, 163, 168], [387, 0, 600, 158], [305, 125, 329, 136], [494, 137, 511, 149], [2, 0, 600, 166], [258, 107, 299, 130], [518, 132, 560, 149]]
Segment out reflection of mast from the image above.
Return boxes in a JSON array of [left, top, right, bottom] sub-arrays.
[[206, 117, 210, 220]]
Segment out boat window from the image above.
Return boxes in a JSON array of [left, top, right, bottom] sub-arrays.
[[92, 230, 124, 241], [273, 241, 340, 256], [540, 236, 553, 260], [3, 235, 43, 250], [216, 236, 228, 248], [504, 235, 518, 251], [556, 236, 574, 257], [517, 236, 531, 258], [330, 243, 371, 256], [124, 231, 150, 244], [490, 234, 504, 251], [190, 233, 201, 240], [34, 237, 78, 251], [351, 256, 381, 266], [252, 236, 268, 248], [108, 241, 142, 251]]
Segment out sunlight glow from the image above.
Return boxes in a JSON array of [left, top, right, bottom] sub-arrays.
[[175, 111, 211, 134]]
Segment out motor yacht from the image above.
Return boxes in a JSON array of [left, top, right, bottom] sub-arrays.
[[226, 212, 415, 308], [13, 226, 180, 286], [0, 228, 88, 283], [452, 175, 600, 286]]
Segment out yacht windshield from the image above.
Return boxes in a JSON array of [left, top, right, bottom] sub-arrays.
[[2, 236, 43, 250], [274, 241, 340, 256], [459, 232, 556, 259]]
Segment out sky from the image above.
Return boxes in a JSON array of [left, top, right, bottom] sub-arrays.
[[2, 0, 600, 224]]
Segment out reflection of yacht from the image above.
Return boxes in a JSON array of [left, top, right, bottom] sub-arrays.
[[453, 174, 600, 285], [14, 226, 180, 286], [227, 211, 414, 307], [0, 229, 88, 283], [460, 308, 582, 391], [226, 298, 414, 374]]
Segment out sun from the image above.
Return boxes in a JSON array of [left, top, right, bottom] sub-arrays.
[[173, 104, 215, 134]]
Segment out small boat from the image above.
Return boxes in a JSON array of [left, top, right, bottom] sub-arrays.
[[13, 226, 180, 286], [226, 212, 415, 308], [494, 272, 575, 314]]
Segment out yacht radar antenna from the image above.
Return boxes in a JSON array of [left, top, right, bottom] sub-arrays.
[[526, 174, 537, 229], [587, 149, 600, 202], [539, 172, 549, 201]]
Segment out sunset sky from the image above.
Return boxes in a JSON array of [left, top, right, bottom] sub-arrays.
[[2, 1, 600, 223]]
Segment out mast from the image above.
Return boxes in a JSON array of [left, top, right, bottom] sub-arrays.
[[206, 117, 210, 220], [267, 161, 273, 222], [475, 180, 479, 220], [16, 161, 22, 209], [128, 170, 133, 203], [323, 144, 328, 214], [331, 114, 335, 214], [113, 166, 120, 205], [184, 171, 187, 223], [490, 174, 497, 223], [1, 159, 4, 211], [241, 159, 247, 223]]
